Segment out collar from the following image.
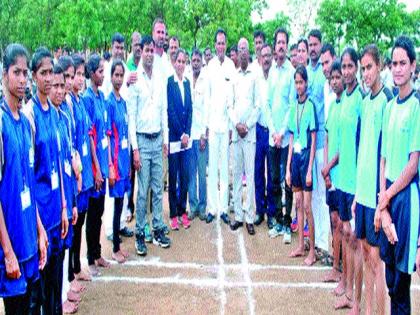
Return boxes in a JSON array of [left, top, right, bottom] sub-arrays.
[[238, 66, 251, 75], [309, 59, 321, 71], [174, 74, 187, 83]]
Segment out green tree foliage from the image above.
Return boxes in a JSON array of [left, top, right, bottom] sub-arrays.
[[316, 0, 419, 54], [253, 12, 290, 47]]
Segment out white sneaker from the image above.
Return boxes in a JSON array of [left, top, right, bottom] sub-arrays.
[[283, 227, 291, 244]]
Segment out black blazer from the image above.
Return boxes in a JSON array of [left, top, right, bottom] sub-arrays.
[[167, 75, 192, 142]]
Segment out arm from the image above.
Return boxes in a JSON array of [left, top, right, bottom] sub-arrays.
[[245, 78, 260, 130], [36, 208, 48, 270], [0, 202, 21, 279], [57, 149, 69, 240], [285, 134, 294, 188], [161, 78, 169, 148], [90, 136, 103, 190], [306, 131, 316, 186]]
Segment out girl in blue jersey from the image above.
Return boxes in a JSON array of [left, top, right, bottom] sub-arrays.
[[83, 54, 113, 276], [107, 60, 131, 264], [24, 47, 69, 314], [286, 65, 317, 266], [69, 54, 94, 283], [0, 43, 48, 315], [377, 36, 419, 315]]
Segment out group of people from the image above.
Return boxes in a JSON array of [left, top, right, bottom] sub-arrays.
[[0, 15, 419, 315]]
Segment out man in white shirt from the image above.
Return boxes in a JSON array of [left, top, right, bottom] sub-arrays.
[[250, 30, 265, 72], [188, 49, 209, 221], [320, 43, 336, 121], [229, 38, 259, 235], [206, 28, 236, 225], [127, 35, 171, 256], [168, 36, 180, 68], [152, 18, 172, 80], [204, 47, 213, 66]]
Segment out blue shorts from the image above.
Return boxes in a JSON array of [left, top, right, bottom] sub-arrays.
[[326, 189, 340, 213], [0, 254, 39, 298], [291, 150, 312, 191], [77, 189, 91, 213], [355, 203, 380, 246], [338, 190, 354, 222], [379, 178, 419, 274], [109, 177, 131, 198]]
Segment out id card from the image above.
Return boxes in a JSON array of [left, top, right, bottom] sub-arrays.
[[82, 142, 88, 157], [29, 147, 34, 167], [121, 138, 128, 150], [101, 137, 108, 149], [64, 160, 72, 177], [21, 186, 31, 210], [104, 111, 108, 123], [293, 141, 302, 153], [51, 170, 59, 190]]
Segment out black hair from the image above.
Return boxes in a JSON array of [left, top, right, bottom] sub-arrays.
[[31, 46, 53, 73], [63, 46, 72, 55], [321, 43, 335, 58], [71, 53, 85, 71], [214, 28, 227, 43], [54, 47, 61, 53], [191, 48, 202, 58], [229, 44, 238, 54], [294, 64, 308, 82], [360, 44, 381, 66], [290, 43, 298, 51], [273, 27, 289, 45], [384, 56, 391, 66], [86, 54, 102, 80], [204, 47, 211, 54], [253, 30, 266, 42], [140, 35, 155, 49], [330, 60, 342, 76], [103, 51, 111, 61], [391, 35, 416, 64], [341, 47, 359, 66], [261, 43, 272, 52], [111, 59, 125, 76], [169, 35, 180, 44], [174, 48, 187, 61], [58, 56, 74, 72], [53, 63, 64, 75], [112, 32, 125, 45], [297, 38, 308, 51], [2, 43, 29, 73], [308, 29, 322, 42]]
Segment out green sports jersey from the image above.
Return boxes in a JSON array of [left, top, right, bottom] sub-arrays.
[[288, 96, 317, 151], [355, 87, 393, 208], [325, 97, 342, 187], [337, 84, 364, 194], [381, 90, 419, 182]]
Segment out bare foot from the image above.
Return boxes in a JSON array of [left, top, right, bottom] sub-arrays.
[[95, 257, 110, 268], [304, 255, 316, 266], [62, 300, 78, 314], [334, 294, 353, 310], [75, 270, 91, 282], [289, 247, 305, 258], [323, 268, 341, 283], [333, 280, 346, 296], [70, 280, 86, 293], [112, 251, 126, 264], [67, 290, 81, 303], [120, 248, 129, 258]]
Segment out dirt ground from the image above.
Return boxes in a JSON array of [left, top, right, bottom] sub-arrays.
[[1, 190, 420, 314]]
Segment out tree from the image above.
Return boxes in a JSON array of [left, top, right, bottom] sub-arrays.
[[254, 12, 290, 47]]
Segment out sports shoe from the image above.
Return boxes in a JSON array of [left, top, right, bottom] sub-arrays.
[[181, 213, 191, 229], [283, 227, 292, 244], [153, 229, 171, 248], [144, 223, 153, 243], [162, 224, 170, 235], [170, 217, 179, 230], [220, 213, 231, 225], [268, 223, 284, 238], [188, 211, 198, 220], [291, 217, 298, 233], [267, 216, 277, 230], [135, 234, 147, 256], [303, 222, 309, 238]]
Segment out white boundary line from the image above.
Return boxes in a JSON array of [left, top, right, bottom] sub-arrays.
[[216, 211, 227, 315], [238, 232, 255, 315]]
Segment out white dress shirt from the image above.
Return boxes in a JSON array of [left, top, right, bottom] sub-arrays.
[[255, 66, 271, 128], [323, 80, 336, 121], [173, 74, 186, 105], [206, 56, 236, 133], [190, 69, 210, 140], [127, 63, 168, 150]]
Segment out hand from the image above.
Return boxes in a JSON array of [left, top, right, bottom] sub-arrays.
[[199, 136, 207, 151], [305, 171, 312, 187], [181, 134, 189, 148], [72, 207, 78, 225], [61, 208, 69, 239], [321, 166, 329, 179], [273, 133, 282, 148], [127, 72, 138, 85], [377, 190, 391, 211], [133, 149, 141, 171], [109, 164, 116, 187], [286, 170, 291, 188], [94, 168, 104, 191], [38, 226, 48, 270], [374, 208, 382, 233], [72, 151, 82, 174], [381, 210, 398, 245], [351, 199, 356, 219], [77, 174, 82, 193], [325, 175, 332, 190], [5, 251, 21, 279], [163, 144, 168, 157]]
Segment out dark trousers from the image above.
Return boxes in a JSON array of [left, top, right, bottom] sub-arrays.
[[269, 145, 293, 226], [168, 150, 190, 218], [254, 123, 274, 217], [4, 279, 40, 315], [385, 264, 411, 315], [128, 152, 135, 215], [86, 195, 105, 265], [69, 211, 86, 277], [39, 253, 62, 315], [113, 197, 124, 252]]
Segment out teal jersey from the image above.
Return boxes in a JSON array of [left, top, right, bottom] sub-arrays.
[[356, 87, 393, 208], [288, 96, 317, 150], [381, 90, 420, 182], [337, 84, 364, 194], [325, 97, 342, 186]]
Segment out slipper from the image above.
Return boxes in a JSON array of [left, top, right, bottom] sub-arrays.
[[95, 257, 110, 268]]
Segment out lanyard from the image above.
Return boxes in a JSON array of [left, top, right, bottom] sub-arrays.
[[296, 97, 307, 137]]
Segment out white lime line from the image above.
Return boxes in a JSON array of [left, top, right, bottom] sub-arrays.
[[216, 210, 227, 315], [238, 232, 255, 315]]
